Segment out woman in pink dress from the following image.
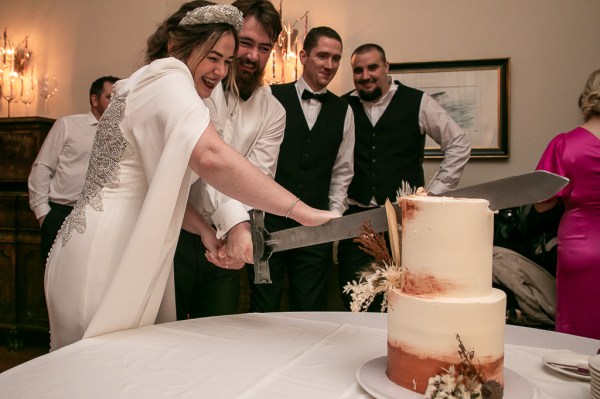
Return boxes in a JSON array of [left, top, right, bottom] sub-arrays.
[[535, 69, 600, 339]]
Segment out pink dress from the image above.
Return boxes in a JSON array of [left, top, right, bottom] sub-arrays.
[[537, 127, 600, 339]]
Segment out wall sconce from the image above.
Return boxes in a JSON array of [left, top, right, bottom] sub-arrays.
[[264, 1, 309, 85], [1, 28, 55, 117]]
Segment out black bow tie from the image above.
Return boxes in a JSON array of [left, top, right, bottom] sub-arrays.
[[301, 89, 328, 102]]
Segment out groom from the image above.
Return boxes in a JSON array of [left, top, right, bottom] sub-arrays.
[[174, 0, 285, 319]]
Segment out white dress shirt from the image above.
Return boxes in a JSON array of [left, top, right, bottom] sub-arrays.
[[349, 79, 470, 198], [268, 77, 355, 216], [28, 112, 99, 219], [189, 83, 286, 238]]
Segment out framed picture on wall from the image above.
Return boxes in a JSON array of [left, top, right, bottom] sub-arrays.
[[389, 58, 510, 158]]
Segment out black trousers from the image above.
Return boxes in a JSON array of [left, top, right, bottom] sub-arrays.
[[40, 202, 73, 262], [337, 205, 389, 311], [173, 229, 240, 320], [246, 242, 333, 312]]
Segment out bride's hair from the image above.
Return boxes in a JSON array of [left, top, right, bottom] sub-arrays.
[[145, 0, 240, 96]]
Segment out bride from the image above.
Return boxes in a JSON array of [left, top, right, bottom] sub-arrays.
[[45, 1, 337, 350]]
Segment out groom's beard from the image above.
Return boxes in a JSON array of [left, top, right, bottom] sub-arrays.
[[236, 62, 264, 101]]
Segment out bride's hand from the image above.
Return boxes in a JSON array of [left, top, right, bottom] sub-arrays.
[[293, 204, 342, 226], [199, 228, 244, 270], [206, 240, 245, 270], [312, 209, 341, 226]]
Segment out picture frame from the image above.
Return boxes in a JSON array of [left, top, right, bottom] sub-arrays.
[[389, 58, 510, 158]]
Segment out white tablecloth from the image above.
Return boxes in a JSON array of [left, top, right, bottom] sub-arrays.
[[0, 312, 597, 398]]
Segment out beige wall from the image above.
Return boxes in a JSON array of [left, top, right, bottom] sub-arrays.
[[3, 0, 599, 187]]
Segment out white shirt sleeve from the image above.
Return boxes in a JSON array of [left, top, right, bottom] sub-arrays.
[[28, 118, 67, 219], [203, 90, 287, 238], [328, 106, 355, 215], [419, 94, 471, 195]]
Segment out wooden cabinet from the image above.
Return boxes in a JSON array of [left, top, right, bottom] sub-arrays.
[[0, 117, 54, 185], [0, 117, 54, 338]]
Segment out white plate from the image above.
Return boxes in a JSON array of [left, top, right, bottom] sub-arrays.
[[589, 354, 600, 372], [542, 351, 591, 381], [356, 356, 534, 399]]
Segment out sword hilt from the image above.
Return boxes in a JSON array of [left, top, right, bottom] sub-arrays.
[[250, 209, 272, 284]]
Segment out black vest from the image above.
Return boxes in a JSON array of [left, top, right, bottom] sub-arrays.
[[268, 83, 347, 230], [343, 82, 425, 205]]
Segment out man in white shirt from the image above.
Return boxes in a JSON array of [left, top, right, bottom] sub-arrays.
[[338, 43, 471, 310], [173, 0, 286, 319], [248, 26, 355, 312], [28, 75, 119, 260]]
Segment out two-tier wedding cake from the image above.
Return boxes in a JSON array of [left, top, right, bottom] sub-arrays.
[[386, 196, 506, 396]]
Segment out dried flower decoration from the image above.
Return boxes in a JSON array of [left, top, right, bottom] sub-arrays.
[[425, 335, 504, 399], [355, 221, 393, 266], [397, 180, 425, 198], [424, 365, 481, 399], [343, 180, 424, 313], [456, 334, 485, 385], [342, 221, 403, 312]]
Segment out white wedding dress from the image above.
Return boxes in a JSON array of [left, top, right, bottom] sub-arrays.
[[45, 58, 210, 350]]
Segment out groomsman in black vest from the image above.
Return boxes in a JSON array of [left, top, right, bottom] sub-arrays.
[[247, 27, 355, 312], [338, 43, 471, 310]]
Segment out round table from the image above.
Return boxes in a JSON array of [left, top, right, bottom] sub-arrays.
[[0, 312, 597, 398]]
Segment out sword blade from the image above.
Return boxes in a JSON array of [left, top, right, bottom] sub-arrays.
[[434, 170, 567, 211], [265, 170, 568, 255], [266, 205, 391, 253]]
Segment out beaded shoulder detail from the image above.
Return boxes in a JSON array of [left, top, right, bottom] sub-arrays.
[[59, 89, 132, 245]]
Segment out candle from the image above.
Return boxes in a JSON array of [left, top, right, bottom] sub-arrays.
[[294, 39, 298, 80], [304, 12, 308, 38], [271, 48, 276, 81], [2, 28, 7, 66]]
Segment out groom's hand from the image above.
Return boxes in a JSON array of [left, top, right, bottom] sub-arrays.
[[222, 221, 253, 265]]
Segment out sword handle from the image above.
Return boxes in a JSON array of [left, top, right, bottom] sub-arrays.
[[250, 210, 272, 284], [254, 259, 272, 284]]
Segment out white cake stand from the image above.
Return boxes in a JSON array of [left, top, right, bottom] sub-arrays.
[[356, 356, 534, 399]]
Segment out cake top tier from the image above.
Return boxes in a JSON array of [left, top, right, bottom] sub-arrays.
[[400, 195, 490, 204], [399, 194, 494, 298]]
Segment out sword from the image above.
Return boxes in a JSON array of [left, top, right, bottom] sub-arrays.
[[250, 170, 569, 283]]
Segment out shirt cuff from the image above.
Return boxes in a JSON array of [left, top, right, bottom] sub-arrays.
[[33, 203, 51, 220], [427, 180, 452, 196], [211, 201, 251, 239], [328, 207, 345, 217]]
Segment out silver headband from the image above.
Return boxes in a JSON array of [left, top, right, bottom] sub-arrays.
[[179, 4, 244, 34]]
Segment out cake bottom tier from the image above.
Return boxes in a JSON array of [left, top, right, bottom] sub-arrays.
[[386, 288, 506, 394]]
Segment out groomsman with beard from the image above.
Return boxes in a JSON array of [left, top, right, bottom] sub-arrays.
[[174, 0, 286, 319], [337, 43, 471, 310]]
